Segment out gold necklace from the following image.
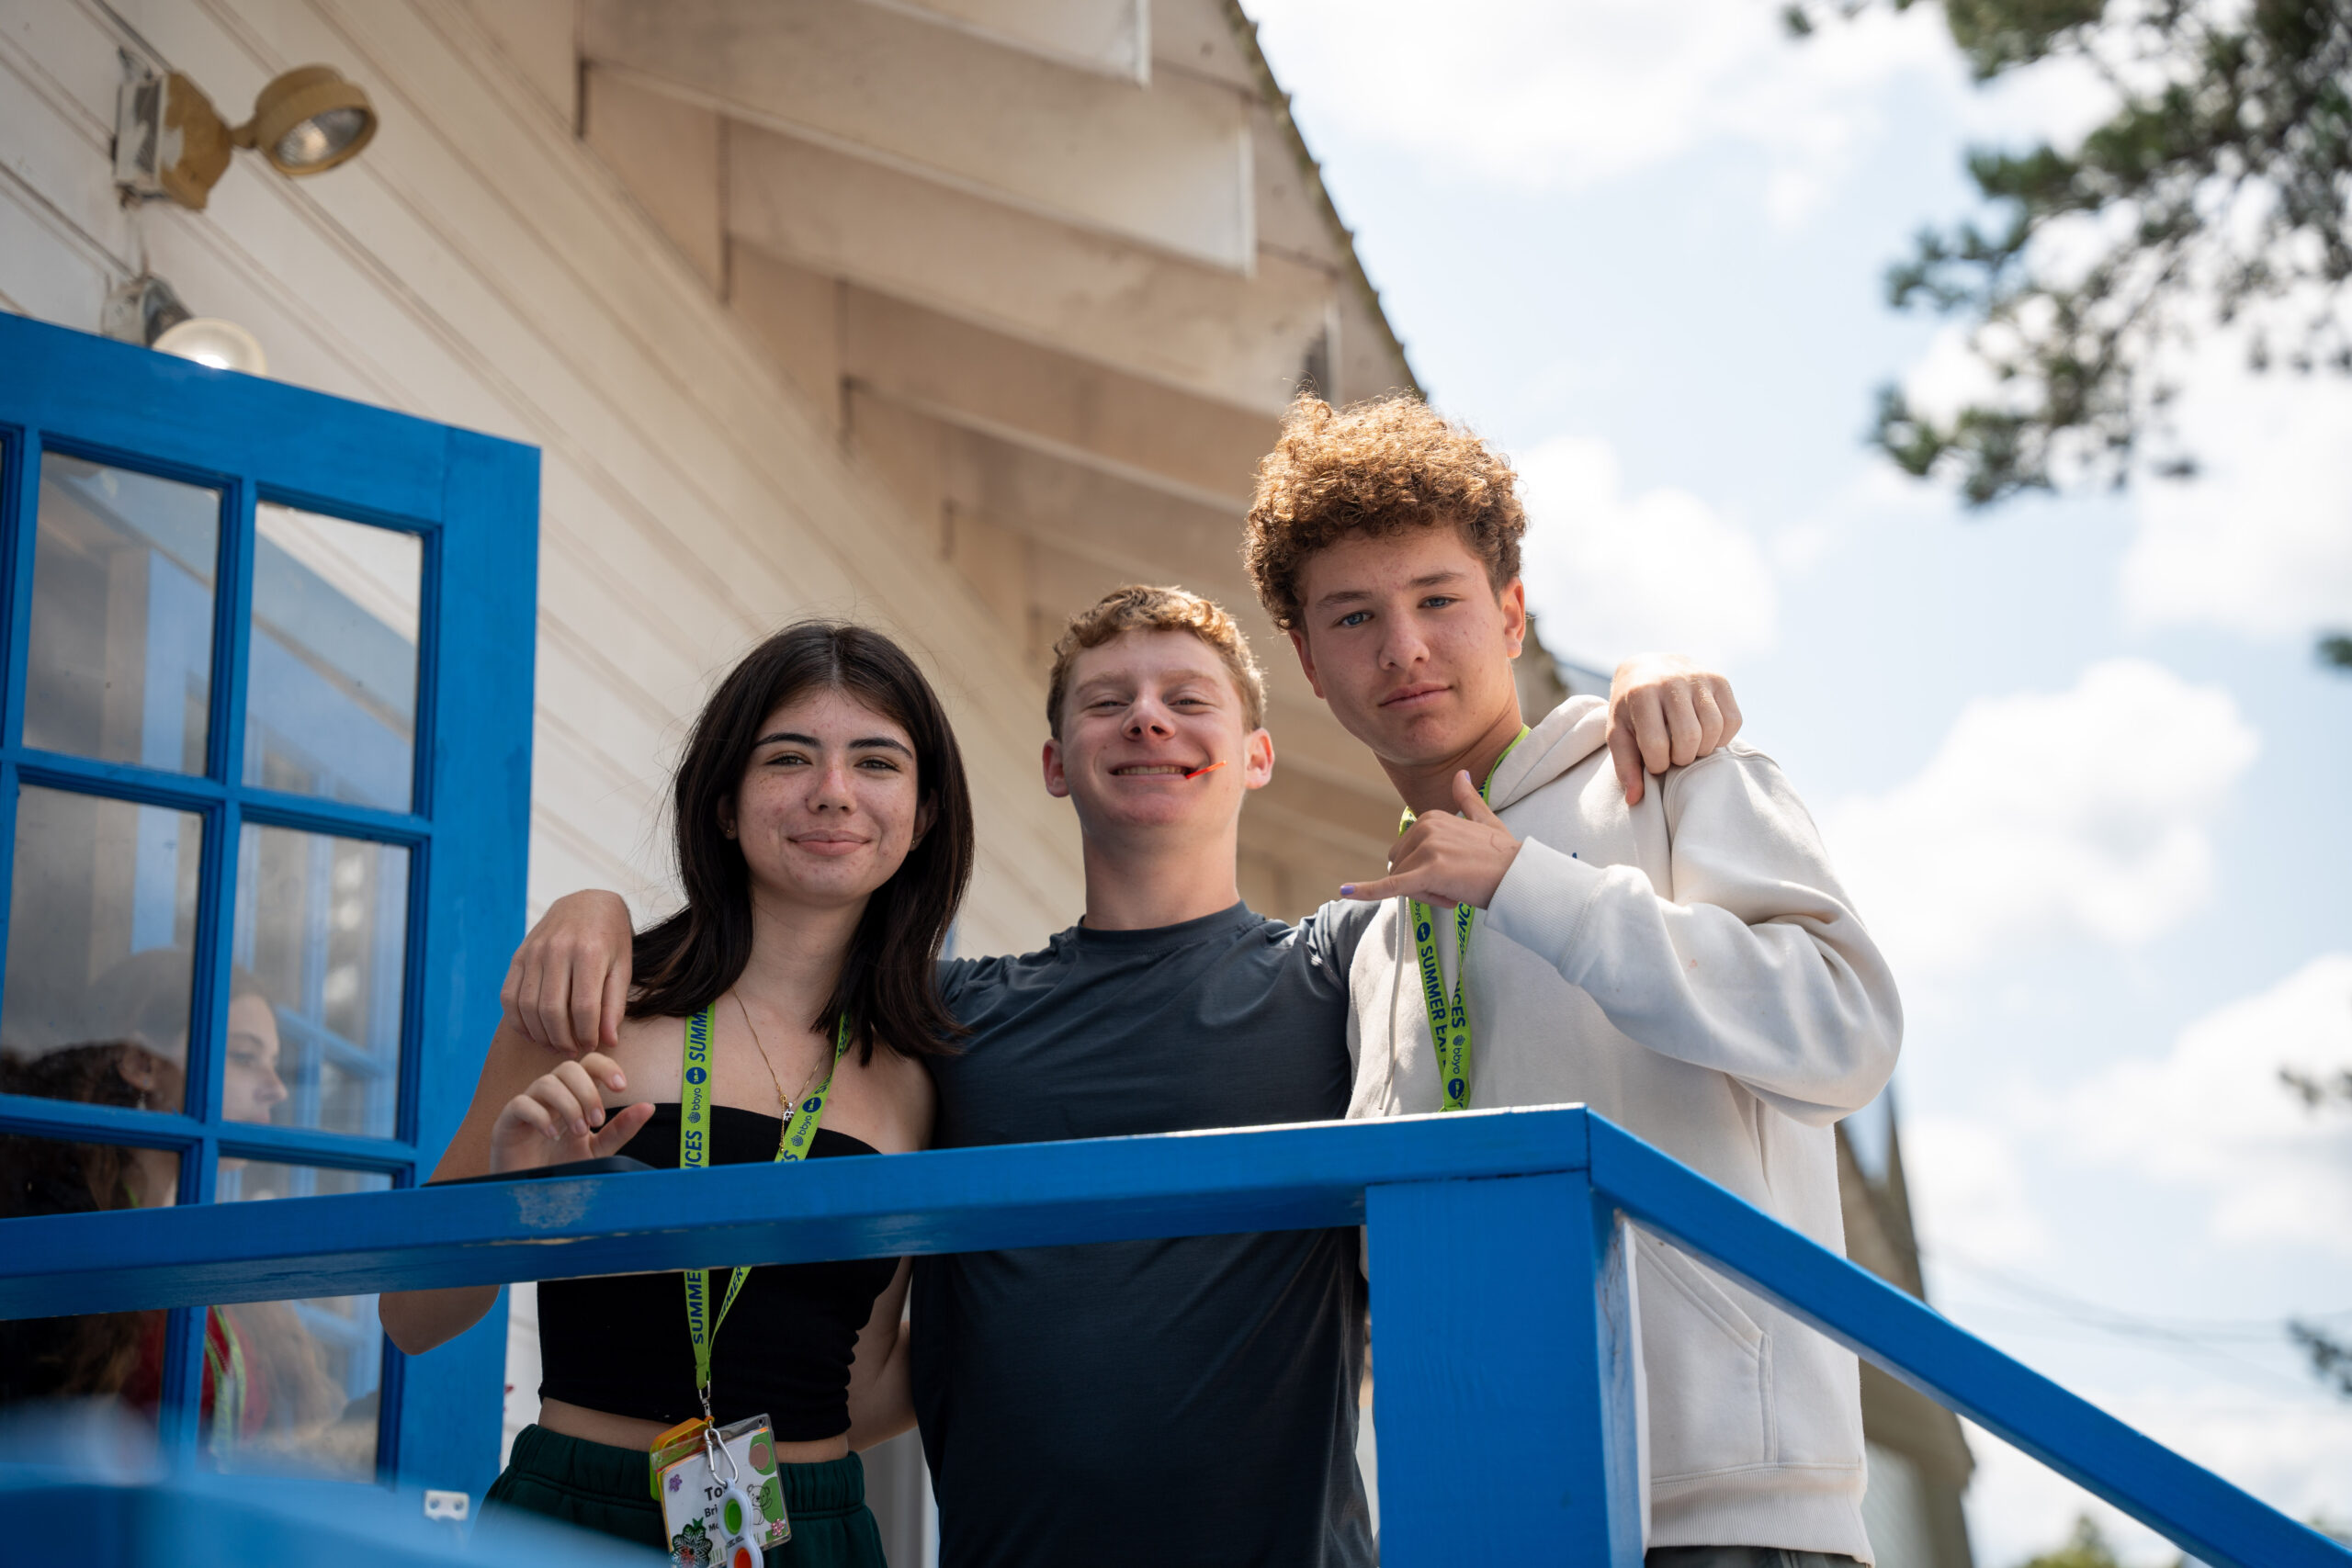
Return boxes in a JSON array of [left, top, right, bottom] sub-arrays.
[[732, 991, 826, 1119]]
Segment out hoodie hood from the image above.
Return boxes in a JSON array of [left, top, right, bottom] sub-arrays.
[[1487, 694, 1609, 811]]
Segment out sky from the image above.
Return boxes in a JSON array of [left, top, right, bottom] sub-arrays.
[[1241, 2, 2352, 1561]]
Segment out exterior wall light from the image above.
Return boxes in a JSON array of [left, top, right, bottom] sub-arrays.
[[115, 65, 378, 210], [101, 273, 269, 376]]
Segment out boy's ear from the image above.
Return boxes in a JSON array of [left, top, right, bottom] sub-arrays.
[[1287, 628, 1327, 699], [1498, 576, 1527, 660], [1041, 737, 1071, 799], [1242, 726, 1277, 790]]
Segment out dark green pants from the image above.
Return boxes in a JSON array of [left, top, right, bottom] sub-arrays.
[[484, 1423, 888, 1566]]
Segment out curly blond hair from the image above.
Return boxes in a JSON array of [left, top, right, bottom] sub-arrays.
[[1046, 584, 1266, 739], [1243, 394, 1526, 632]]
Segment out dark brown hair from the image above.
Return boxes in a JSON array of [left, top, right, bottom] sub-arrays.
[[627, 622, 973, 1059], [0, 1042, 185, 1401], [1244, 393, 1527, 632]]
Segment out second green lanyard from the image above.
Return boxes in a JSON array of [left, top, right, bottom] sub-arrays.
[[679, 1003, 852, 1400], [1404, 726, 1528, 1112]]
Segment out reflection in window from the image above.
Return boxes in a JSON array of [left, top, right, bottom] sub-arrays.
[[0, 1126, 386, 1479], [1, 789, 203, 1114], [0, 1123, 170, 1436], [234, 825, 406, 1139], [243, 504, 420, 813], [207, 1162, 389, 1481], [25, 455, 218, 774]]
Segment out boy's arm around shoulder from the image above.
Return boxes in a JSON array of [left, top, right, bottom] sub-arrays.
[[1483, 745, 1901, 1126]]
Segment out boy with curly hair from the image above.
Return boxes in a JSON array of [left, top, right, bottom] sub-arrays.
[[1247, 393, 1902, 1568]]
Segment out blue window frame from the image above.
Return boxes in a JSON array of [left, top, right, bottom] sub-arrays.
[[0, 314, 537, 1499]]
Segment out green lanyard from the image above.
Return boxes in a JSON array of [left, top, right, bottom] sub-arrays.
[[1404, 727, 1529, 1112], [679, 1002, 852, 1403]]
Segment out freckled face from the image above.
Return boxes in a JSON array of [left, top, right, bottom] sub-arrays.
[[725, 687, 925, 909], [1289, 526, 1525, 769]]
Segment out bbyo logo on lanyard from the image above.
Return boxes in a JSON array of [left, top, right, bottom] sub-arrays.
[[1403, 727, 1526, 1112], [650, 1003, 853, 1568]]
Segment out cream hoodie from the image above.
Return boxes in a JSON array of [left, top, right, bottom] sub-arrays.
[[1345, 694, 1902, 1561]]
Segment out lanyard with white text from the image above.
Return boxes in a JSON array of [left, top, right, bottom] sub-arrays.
[[1404, 727, 1528, 1111], [679, 1002, 852, 1404]]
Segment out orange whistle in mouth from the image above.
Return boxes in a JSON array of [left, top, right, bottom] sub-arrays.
[[1184, 761, 1226, 780]]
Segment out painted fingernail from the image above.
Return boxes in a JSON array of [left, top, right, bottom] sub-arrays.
[[1340, 884, 1356, 897]]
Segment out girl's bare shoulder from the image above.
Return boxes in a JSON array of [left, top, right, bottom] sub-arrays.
[[607, 1011, 685, 1100]]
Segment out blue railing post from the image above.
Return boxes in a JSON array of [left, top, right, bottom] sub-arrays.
[[1366, 1170, 1643, 1566]]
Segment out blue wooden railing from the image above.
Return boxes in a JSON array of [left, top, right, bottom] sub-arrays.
[[1, 1106, 2346, 1568]]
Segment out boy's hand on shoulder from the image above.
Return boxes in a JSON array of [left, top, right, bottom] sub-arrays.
[[1342, 772, 1521, 911], [1606, 652, 1743, 807], [501, 889, 636, 1057]]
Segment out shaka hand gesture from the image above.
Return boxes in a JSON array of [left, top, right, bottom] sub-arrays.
[[1341, 770, 1522, 911]]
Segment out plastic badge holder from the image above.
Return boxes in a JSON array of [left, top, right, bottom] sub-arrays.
[[650, 1414, 789, 1568]]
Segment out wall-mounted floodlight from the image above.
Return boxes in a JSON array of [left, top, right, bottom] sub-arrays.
[[101, 273, 269, 376], [115, 65, 378, 210]]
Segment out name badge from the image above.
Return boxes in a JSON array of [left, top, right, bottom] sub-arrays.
[[650, 1415, 790, 1568]]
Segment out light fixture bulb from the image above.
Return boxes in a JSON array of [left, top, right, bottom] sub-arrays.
[[274, 106, 368, 169], [238, 66, 378, 175], [153, 317, 268, 377]]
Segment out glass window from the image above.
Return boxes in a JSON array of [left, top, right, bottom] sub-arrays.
[[243, 504, 421, 813], [233, 824, 407, 1139], [24, 455, 219, 774], [1, 787, 204, 1113], [204, 1162, 390, 1482], [0, 1130, 390, 1479], [0, 1127, 173, 1432]]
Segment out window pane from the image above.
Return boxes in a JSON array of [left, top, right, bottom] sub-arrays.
[[203, 1161, 389, 1481], [1, 788, 203, 1113], [25, 455, 218, 773], [243, 504, 421, 813], [234, 824, 406, 1138], [0, 1128, 172, 1435]]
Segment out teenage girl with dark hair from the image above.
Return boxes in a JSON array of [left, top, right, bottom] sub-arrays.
[[382, 621, 974, 1567]]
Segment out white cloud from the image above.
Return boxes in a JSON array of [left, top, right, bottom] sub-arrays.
[[1902, 1112, 2052, 1266], [1244, 0, 2113, 223], [2065, 953, 2352, 1254], [1965, 1392, 2352, 1568], [1515, 434, 1778, 670], [2120, 341, 2352, 643], [1248, 0, 1941, 206], [1898, 322, 2009, 428], [1823, 660, 2259, 977]]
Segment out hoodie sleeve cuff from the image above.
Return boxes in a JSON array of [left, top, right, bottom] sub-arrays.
[[1483, 837, 1608, 985]]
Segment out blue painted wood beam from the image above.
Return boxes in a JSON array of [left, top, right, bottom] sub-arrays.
[[0, 1106, 1591, 1319], [1585, 1118, 2351, 1568], [1369, 1170, 1643, 1566]]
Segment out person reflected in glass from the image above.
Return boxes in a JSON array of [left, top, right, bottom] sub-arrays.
[[383, 623, 967, 1567], [107, 953, 355, 1468], [0, 961, 345, 1464]]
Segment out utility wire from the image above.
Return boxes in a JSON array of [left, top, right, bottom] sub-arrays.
[[1920, 1247, 2352, 1400]]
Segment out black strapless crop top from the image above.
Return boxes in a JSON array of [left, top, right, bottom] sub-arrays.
[[535, 1104, 897, 1439]]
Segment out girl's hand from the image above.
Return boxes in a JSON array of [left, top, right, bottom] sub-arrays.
[[487, 1053, 653, 1173]]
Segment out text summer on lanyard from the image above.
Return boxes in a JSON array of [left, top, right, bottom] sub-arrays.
[[1404, 727, 1527, 1111], [678, 1003, 852, 1404]]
